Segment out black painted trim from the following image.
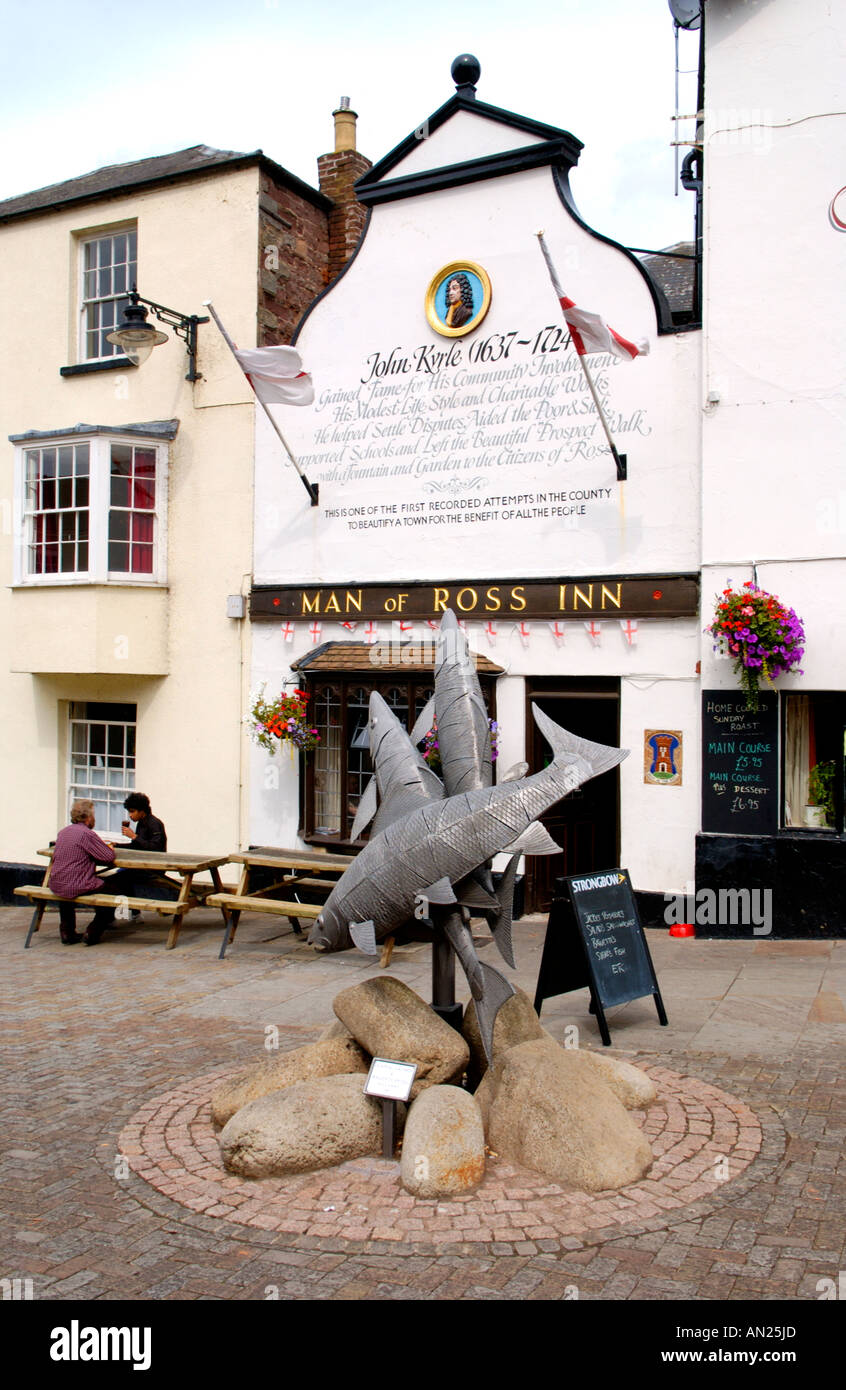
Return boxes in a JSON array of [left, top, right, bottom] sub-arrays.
[[634, 891, 672, 929], [291, 206, 373, 346], [356, 139, 581, 208], [357, 92, 582, 191], [59, 358, 134, 377], [0, 863, 45, 905], [550, 167, 685, 336]]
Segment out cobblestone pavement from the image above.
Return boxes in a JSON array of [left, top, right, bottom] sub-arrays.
[[2, 903, 844, 1308]]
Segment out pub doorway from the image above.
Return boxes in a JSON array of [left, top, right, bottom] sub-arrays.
[[523, 676, 621, 914]]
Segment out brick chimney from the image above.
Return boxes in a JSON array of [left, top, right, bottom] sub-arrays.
[[317, 98, 371, 279]]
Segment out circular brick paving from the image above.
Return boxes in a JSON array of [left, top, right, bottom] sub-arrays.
[[118, 1063, 764, 1247]]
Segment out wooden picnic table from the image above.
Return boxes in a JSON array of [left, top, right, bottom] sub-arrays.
[[207, 847, 356, 959], [15, 848, 232, 950]]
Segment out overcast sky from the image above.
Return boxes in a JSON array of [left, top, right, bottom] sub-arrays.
[[0, 0, 700, 250]]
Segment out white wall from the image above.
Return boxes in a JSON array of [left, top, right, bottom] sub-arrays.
[[249, 98, 703, 893], [702, 0, 846, 566], [255, 157, 700, 585]]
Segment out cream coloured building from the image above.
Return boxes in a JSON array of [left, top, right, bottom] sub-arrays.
[[0, 138, 362, 888]]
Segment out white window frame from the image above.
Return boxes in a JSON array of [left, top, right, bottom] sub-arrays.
[[68, 702, 137, 836], [77, 224, 138, 363], [13, 432, 168, 586]]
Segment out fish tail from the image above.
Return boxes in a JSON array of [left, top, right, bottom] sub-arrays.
[[473, 961, 517, 1067], [532, 703, 629, 780], [443, 910, 515, 1066]]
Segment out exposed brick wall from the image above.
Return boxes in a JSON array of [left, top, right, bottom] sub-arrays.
[[317, 151, 372, 282], [257, 172, 330, 345]]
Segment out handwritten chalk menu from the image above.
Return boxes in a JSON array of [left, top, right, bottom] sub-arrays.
[[534, 871, 667, 1045], [701, 691, 778, 835]]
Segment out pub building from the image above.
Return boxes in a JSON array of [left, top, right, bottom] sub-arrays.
[[247, 45, 845, 935]]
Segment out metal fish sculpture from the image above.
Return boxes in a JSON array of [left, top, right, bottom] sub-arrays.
[[350, 690, 521, 968], [433, 608, 492, 796], [308, 704, 629, 1060], [350, 691, 445, 842]]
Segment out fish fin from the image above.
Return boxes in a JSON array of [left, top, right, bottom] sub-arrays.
[[531, 703, 629, 780], [472, 961, 516, 1067], [350, 778, 378, 840], [504, 821, 561, 856], [424, 877, 457, 906], [349, 920, 378, 955], [455, 877, 498, 912], [500, 760, 529, 783], [490, 854, 520, 968], [409, 696, 436, 746]]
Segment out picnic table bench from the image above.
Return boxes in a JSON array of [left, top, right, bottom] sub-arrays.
[[207, 847, 355, 958], [15, 849, 232, 950]]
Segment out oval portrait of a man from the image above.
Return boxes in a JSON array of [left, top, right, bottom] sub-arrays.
[[425, 261, 491, 337]]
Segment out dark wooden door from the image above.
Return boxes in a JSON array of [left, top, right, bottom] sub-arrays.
[[524, 680, 621, 914]]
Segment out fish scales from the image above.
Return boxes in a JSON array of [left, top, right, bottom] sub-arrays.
[[435, 612, 493, 797], [320, 760, 582, 941]]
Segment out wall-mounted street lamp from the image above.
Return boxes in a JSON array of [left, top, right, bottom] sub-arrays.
[[106, 288, 209, 381]]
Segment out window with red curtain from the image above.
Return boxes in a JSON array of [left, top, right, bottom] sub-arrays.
[[108, 444, 156, 574]]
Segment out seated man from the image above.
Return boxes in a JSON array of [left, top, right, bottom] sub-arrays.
[[102, 792, 179, 912], [48, 799, 117, 945]]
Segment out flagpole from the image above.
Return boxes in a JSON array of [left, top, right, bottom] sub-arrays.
[[534, 233, 628, 481], [203, 301, 319, 506]]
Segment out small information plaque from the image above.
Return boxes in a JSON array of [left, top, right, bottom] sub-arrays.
[[364, 1057, 417, 1103]]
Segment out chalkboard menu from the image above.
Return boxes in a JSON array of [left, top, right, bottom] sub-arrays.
[[701, 691, 778, 835], [534, 871, 667, 1045]]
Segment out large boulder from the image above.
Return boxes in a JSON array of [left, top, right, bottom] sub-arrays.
[[220, 1073, 401, 1177], [476, 1037, 652, 1192], [462, 987, 547, 1084], [571, 1049, 657, 1109], [211, 1035, 369, 1127], [400, 1086, 486, 1198], [333, 977, 469, 1097]]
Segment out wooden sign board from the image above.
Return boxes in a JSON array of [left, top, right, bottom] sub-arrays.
[[701, 691, 778, 835], [251, 573, 699, 622], [534, 871, 667, 1046]]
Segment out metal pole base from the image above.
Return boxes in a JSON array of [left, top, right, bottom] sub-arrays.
[[431, 926, 463, 1030]]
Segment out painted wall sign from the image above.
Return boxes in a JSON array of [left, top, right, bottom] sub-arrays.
[[701, 691, 778, 834], [256, 125, 700, 591], [251, 574, 699, 621], [425, 260, 492, 337], [643, 729, 683, 785]]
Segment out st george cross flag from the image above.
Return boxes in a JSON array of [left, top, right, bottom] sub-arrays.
[[536, 233, 648, 361], [559, 297, 649, 362], [232, 346, 314, 407]]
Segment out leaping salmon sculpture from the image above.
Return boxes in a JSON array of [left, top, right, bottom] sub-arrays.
[[309, 686, 629, 1061]]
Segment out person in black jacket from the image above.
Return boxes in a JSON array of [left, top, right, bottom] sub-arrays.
[[121, 792, 167, 852], [93, 793, 178, 932]]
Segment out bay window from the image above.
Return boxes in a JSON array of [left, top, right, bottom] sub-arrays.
[[13, 427, 170, 585]]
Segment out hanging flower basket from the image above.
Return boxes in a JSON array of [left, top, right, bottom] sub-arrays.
[[708, 583, 805, 712], [248, 687, 321, 755], [422, 718, 499, 773]]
